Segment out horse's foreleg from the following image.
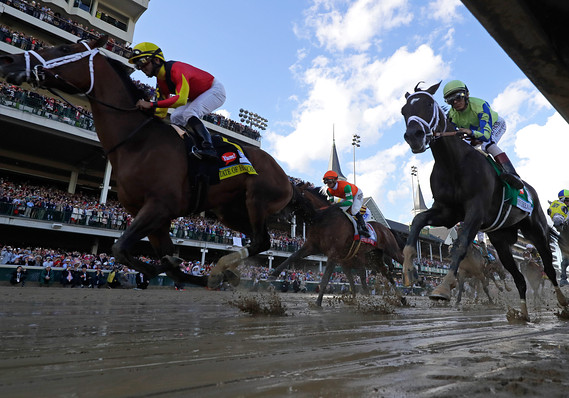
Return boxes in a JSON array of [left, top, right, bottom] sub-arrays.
[[112, 207, 172, 279], [147, 227, 208, 287], [270, 242, 316, 278], [430, 270, 458, 301], [456, 274, 465, 304], [403, 205, 455, 286]]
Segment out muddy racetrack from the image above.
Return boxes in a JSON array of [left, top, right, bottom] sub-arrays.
[[1, 284, 569, 398]]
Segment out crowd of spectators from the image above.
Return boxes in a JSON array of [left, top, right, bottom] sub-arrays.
[[0, 82, 266, 139], [0, 24, 45, 51], [0, 176, 306, 252], [0, 0, 132, 58], [0, 81, 95, 130], [203, 113, 262, 142]]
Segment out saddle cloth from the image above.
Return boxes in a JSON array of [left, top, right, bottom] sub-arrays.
[[342, 210, 378, 245], [172, 125, 258, 181]]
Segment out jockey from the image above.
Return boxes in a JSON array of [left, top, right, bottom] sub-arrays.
[[552, 190, 569, 286], [548, 190, 569, 230], [129, 42, 226, 161], [322, 170, 369, 237], [443, 80, 523, 189]]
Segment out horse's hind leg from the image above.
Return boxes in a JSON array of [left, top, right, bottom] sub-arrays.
[[521, 221, 568, 308], [489, 231, 530, 320]]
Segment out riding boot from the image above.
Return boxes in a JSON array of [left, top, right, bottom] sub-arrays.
[[494, 153, 524, 189], [355, 213, 370, 237], [186, 116, 218, 162]]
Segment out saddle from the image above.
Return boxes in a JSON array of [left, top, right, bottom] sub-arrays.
[[171, 125, 257, 213]]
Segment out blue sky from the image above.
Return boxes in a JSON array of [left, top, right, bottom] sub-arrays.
[[131, 0, 568, 225]]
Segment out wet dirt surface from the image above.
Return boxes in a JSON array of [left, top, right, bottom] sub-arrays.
[[1, 284, 569, 398]]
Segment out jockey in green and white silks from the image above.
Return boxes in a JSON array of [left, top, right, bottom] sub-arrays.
[[443, 80, 523, 189]]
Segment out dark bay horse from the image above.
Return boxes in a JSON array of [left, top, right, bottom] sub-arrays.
[[0, 36, 293, 287], [400, 81, 567, 320], [273, 184, 406, 306]]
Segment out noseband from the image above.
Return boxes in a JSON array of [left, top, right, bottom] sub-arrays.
[[404, 91, 447, 143], [24, 41, 99, 94]]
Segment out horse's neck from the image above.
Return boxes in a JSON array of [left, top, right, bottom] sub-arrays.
[[89, 60, 148, 151]]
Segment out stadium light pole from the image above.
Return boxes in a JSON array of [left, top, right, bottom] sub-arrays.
[[239, 108, 268, 132], [411, 165, 418, 208], [352, 134, 361, 184]]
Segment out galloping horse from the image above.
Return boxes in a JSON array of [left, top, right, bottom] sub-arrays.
[[400, 81, 567, 320], [519, 251, 546, 303], [272, 183, 406, 306], [0, 36, 293, 287], [445, 243, 508, 304]]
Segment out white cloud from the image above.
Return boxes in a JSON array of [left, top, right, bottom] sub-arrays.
[[304, 0, 412, 52], [267, 44, 448, 174], [492, 79, 551, 148], [426, 0, 462, 24], [516, 112, 569, 215]]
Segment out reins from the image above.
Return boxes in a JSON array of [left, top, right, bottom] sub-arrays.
[[23, 41, 153, 156]]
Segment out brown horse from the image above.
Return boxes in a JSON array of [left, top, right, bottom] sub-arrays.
[[443, 243, 508, 304], [519, 251, 546, 303], [272, 183, 406, 306], [0, 36, 293, 287]]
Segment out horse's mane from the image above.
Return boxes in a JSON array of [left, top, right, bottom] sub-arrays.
[[106, 57, 152, 101]]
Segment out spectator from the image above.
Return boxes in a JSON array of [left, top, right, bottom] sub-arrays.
[[10, 265, 27, 286], [91, 268, 106, 288], [135, 272, 150, 290], [39, 265, 54, 287]]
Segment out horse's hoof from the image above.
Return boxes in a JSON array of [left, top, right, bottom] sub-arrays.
[[429, 293, 450, 301], [223, 269, 241, 286], [208, 273, 223, 289]]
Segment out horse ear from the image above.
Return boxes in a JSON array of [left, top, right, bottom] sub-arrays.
[[425, 81, 442, 95], [405, 92, 410, 99], [91, 35, 109, 50]]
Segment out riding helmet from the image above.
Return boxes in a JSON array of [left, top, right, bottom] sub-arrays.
[[323, 170, 338, 181], [443, 80, 469, 100], [558, 189, 569, 200], [129, 42, 165, 64]]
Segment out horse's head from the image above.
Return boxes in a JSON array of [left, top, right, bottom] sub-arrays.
[[401, 81, 446, 153], [0, 35, 108, 94]]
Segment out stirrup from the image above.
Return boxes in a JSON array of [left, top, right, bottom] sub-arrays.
[[192, 146, 218, 161]]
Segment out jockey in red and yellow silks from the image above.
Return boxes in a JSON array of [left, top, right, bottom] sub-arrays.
[[322, 170, 369, 237], [129, 42, 225, 161]]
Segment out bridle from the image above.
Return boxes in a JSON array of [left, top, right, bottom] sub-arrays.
[[25, 41, 98, 94], [23, 41, 138, 113], [404, 91, 447, 145]]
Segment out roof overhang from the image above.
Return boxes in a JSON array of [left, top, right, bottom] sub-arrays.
[[461, 0, 569, 123]]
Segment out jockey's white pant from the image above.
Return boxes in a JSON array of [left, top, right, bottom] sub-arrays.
[[482, 116, 506, 157], [170, 78, 226, 126], [340, 189, 364, 216]]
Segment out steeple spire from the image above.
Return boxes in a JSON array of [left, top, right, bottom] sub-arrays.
[[328, 125, 347, 181]]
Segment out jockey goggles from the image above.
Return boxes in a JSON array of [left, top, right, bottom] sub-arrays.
[[323, 178, 336, 184], [133, 57, 151, 70], [444, 91, 467, 104]]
